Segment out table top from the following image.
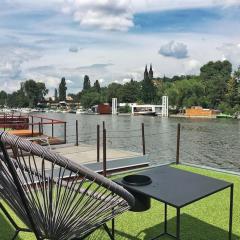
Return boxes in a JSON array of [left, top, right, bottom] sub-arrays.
[[114, 165, 232, 208]]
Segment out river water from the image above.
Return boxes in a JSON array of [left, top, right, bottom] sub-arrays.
[[40, 113, 240, 172]]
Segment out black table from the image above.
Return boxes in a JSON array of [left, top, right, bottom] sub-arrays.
[[114, 165, 234, 240]]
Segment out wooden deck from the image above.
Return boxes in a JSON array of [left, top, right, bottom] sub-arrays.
[[29, 143, 149, 175], [51, 144, 142, 164], [47, 156, 149, 178]]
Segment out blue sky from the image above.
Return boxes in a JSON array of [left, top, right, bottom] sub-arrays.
[[0, 0, 240, 95]]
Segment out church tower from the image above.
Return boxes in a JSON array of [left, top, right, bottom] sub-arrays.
[[149, 64, 153, 80], [144, 65, 148, 80]]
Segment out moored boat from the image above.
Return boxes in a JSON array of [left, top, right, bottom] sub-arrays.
[[216, 113, 233, 119]]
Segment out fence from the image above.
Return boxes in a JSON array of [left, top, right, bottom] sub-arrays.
[[0, 113, 67, 144], [65, 119, 240, 175]]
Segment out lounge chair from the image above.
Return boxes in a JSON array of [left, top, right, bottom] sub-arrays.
[[0, 131, 134, 240]]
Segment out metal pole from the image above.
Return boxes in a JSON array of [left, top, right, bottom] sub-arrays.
[[103, 121, 105, 130], [97, 124, 100, 162], [38, 122, 41, 136], [51, 120, 54, 138], [41, 117, 43, 135], [142, 123, 146, 155], [31, 116, 34, 137], [176, 123, 181, 164], [3, 113, 6, 131], [176, 208, 181, 240], [64, 122, 67, 144], [103, 128, 107, 177], [229, 184, 233, 240], [75, 120, 79, 146], [164, 203, 167, 234]]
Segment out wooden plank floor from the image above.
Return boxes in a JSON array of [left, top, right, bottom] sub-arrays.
[[51, 144, 142, 164]]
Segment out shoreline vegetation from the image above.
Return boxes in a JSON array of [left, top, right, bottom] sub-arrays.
[[0, 60, 240, 117]]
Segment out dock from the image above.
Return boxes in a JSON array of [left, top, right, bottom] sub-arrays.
[[46, 143, 149, 177], [51, 143, 142, 163]]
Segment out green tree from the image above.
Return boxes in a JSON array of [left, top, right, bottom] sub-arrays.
[[225, 77, 239, 107], [0, 91, 7, 106], [21, 80, 48, 107], [141, 76, 156, 103], [7, 90, 29, 107], [106, 83, 123, 103], [54, 88, 58, 102], [120, 80, 141, 103], [164, 78, 205, 108], [83, 75, 91, 91], [93, 80, 101, 92], [80, 91, 103, 109], [59, 77, 67, 101], [233, 66, 240, 82], [200, 60, 232, 108]]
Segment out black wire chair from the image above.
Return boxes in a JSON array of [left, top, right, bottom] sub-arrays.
[[0, 131, 135, 240]]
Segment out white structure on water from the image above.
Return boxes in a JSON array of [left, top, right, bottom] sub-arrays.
[[112, 98, 118, 115], [161, 95, 169, 117], [130, 96, 169, 116]]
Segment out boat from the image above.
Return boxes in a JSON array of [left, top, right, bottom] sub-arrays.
[[20, 108, 31, 113], [134, 111, 157, 116], [131, 105, 161, 116], [216, 113, 233, 119], [68, 109, 76, 114]]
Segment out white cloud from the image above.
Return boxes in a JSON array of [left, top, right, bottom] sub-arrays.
[[62, 0, 133, 31], [24, 72, 60, 89], [0, 47, 40, 91], [158, 41, 188, 59], [66, 79, 73, 84], [0, 60, 22, 78], [122, 78, 131, 83], [184, 59, 201, 74], [69, 46, 78, 52], [217, 43, 240, 68], [130, 0, 240, 13], [99, 78, 105, 83]]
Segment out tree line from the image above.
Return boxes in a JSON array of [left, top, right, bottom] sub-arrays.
[[0, 60, 240, 114]]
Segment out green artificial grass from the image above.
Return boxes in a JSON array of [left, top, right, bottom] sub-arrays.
[[1, 165, 240, 240]]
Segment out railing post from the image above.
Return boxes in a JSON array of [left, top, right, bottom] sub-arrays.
[[97, 124, 100, 162], [51, 120, 54, 138], [103, 128, 107, 177], [3, 113, 6, 131], [176, 123, 181, 164], [141, 123, 146, 155], [102, 121, 105, 130], [64, 122, 67, 144], [75, 120, 79, 146], [41, 117, 43, 135], [38, 122, 41, 136], [31, 116, 34, 137]]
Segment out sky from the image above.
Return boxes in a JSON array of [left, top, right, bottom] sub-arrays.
[[0, 0, 240, 95]]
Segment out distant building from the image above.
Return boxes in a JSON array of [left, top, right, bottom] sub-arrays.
[[144, 64, 162, 86], [92, 103, 111, 114], [144, 64, 154, 80], [66, 95, 73, 101]]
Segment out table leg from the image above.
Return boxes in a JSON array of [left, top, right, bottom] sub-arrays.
[[112, 219, 115, 239], [229, 184, 233, 240], [176, 208, 180, 240], [164, 203, 167, 233]]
